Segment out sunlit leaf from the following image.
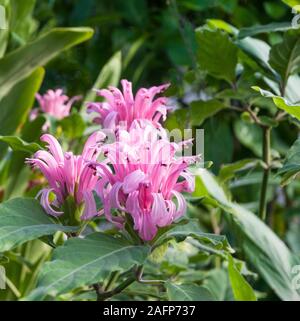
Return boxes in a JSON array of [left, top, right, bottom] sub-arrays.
[[282, 0, 300, 9], [252, 86, 300, 120], [60, 113, 86, 139]]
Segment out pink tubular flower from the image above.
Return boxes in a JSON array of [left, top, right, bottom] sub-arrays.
[[34, 89, 81, 120], [92, 120, 198, 241], [86, 79, 170, 129], [26, 132, 106, 220]]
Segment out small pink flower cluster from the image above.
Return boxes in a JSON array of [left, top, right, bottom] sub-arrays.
[[86, 79, 170, 129], [27, 80, 198, 241], [31, 89, 81, 120], [26, 132, 105, 220]]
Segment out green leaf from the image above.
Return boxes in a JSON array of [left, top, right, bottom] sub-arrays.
[[0, 67, 44, 159], [203, 117, 234, 173], [166, 282, 215, 301], [193, 169, 231, 206], [238, 22, 292, 39], [202, 268, 233, 301], [269, 32, 300, 88], [263, 74, 300, 104], [153, 220, 233, 256], [278, 137, 300, 185], [0, 27, 94, 100], [165, 109, 188, 133], [234, 120, 262, 157], [26, 233, 150, 300], [190, 99, 226, 126], [252, 86, 300, 120], [195, 169, 300, 301], [216, 88, 255, 100], [180, 0, 237, 13], [228, 255, 257, 301], [83, 51, 122, 106], [237, 37, 274, 74], [2, 115, 46, 199], [9, 0, 37, 45], [0, 67, 44, 135], [219, 159, 262, 182], [0, 136, 42, 154], [229, 203, 300, 301], [0, 0, 10, 57], [285, 74, 300, 103], [195, 28, 237, 84], [60, 113, 86, 139], [264, 2, 288, 19], [0, 197, 76, 252], [258, 115, 279, 127], [287, 223, 300, 254]]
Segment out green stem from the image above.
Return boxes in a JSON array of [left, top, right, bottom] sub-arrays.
[[93, 264, 166, 301], [93, 266, 142, 301], [136, 265, 165, 285], [92, 283, 103, 301], [95, 276, 136, 301], [259, 126, 271, 221], [105, 271, 120, 291]]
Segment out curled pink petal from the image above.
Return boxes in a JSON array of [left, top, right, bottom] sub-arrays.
[[172, 190, 187, 220], [139, 212, 157, 242], [40, 134, 64, 163], [37, 188, 64, 216], [110, 182, 126, 211], [82, 131, 106, 161], [81, 191, 97, 220], [122, 170, 146, 194], [151, 193, 172, 227], [103, 111, 119, 129]]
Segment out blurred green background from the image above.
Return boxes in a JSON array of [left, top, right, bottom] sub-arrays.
[[12, 0, 292, 94]]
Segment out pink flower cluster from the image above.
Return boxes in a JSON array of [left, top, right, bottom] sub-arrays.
[[28, 80, 198, 241], [86, 79, 170, 129], [31, 89, 80, 120], [26, 133, 105, 220], [93, 120, 196, 241]]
